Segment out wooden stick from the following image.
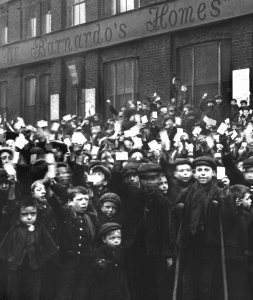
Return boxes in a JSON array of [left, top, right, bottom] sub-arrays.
[[172, 250, 180, 300], [219, 211, 228, 300]]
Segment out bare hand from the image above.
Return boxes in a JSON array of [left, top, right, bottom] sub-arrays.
[[167, 258, 173, 270]]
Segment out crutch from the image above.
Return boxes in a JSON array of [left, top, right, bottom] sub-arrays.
[[218, 210, 228, 300], [172, 250, 180, 300]]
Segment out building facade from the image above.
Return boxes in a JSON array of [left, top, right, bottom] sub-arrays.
[[0, 0, 252, 124]]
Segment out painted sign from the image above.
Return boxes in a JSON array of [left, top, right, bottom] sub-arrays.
[[232, 68, 250, 105], [1, 0, 253, 69]]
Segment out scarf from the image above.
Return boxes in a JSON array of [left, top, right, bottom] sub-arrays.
[[0, 221, 58, 271], [189, 180, 217, 235]]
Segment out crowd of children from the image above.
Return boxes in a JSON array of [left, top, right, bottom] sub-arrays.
[[0, 89, 252, 300]]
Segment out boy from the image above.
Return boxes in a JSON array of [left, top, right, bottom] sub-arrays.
[[170, 156, 234, 300], [89, 165, 111, 209], [0, 191, 58, 300], [98, 193, 121, 225], [90, 222, 130, 300], [48, 186, 98, 300]]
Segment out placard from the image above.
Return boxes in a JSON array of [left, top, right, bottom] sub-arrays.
[[84, 88, 96, 117], [50, 94, 60, 121], [233, 68, 250, 105], [116, 152, 128, 161]]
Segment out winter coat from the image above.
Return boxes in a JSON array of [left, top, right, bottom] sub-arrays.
[[90, 244, 130, 300], [170, 179, 235, 249]]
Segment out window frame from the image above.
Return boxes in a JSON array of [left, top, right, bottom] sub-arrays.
[[104, 58, 139, 115], [40, 73, 51, 120], [179, 40, 231, 107], [72, 0, 86, 26], [41, 0, 51, 35], [24, 76, 36, 125], [0, 81, 8, 120], [104, 0, 140, 17], [22, 0, 38, 39], [0, 3, 8, 45]]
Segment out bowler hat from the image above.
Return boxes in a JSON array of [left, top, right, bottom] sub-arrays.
[[98, 222, 121, 238]]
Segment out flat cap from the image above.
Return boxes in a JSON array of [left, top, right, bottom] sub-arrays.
[[173, 158, 193, 170], [243, 157, 253, 169], [92, 165, 111, 182], [121, 161, 139, 178], [138, 162, 162, 178], [193, 156, 216, 170], [100, 193, 121, 206], [98, 222, 122, 238], [0, 147, 14, 158]]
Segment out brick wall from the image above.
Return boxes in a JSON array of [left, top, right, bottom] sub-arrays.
[[8, 0, 21, 43]]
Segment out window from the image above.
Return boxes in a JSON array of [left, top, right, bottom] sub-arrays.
[[105, 0, 140, 17], [0, 4, 8, 45], [0, 82, 7, 120], [25, 77, 36, 125], [22, 0, 38, 38], [104, 59, 139, 114], [40, 74, 50, 120], [66, 58, 84, 116], [180, 40, 231, 107], [72, 0, 86, 26], [41, 0, 51, 34]]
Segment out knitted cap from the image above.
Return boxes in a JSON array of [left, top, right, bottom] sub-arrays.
[[98, 222, 122, 238], [99, 193, 121, 206]]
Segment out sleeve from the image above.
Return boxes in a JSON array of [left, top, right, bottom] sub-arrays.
[[222, 153, 245, 185], [47, 193, 67, 221]]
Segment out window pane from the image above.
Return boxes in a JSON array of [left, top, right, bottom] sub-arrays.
[[119, 0, 127, 12], [73, 4, 80, 25], [195, 45, 207, 85], [221, 40, 231, 82], [0, 82, 7, 113], [107, 64, 115, 97], [79, 3, 86, 24], [26, 77, 36, 106], [124, 60, 134, 94], [40, 74, 50, 119], [105, 0, 116, 17], [180, 47, 192, 85], [116, 62, 125, 95], [206, 44, 218, 83], [127, 0, 134, 10]]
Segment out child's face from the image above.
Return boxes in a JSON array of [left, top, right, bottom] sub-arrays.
[[158, 176, 169, 195], [242, 192, 252, 209], [103, 229, 121, 248], [100, 201, 117, 218], [20, 206, 37, 227], [92, 171, 107, 187], [69, 193, 89, 214], [195, 165, 214, 185], [32, 183, 46, 203]]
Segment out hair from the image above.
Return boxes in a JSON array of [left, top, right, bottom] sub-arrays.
[[18, 194, 37, 211], [31, 179, 45, 193], [67, 186, 88, 201]]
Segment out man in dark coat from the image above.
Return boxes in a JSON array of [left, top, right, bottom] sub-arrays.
[[214, 95, 230, 126], [121, 162, 172, 300], [229, 98, 240, 123], [170, 156, 234, 300]]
